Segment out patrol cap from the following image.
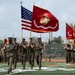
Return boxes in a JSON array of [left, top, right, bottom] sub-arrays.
[[13, 38, 16, 40], [29, 37, 33, 40], [22, 38, 25, 41], [37, 38, 41, 40], [8, 37, 13, 40], [37, 38, 41, 41]]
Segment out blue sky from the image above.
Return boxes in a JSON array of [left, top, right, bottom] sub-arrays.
[[0, 0, 75, 39]]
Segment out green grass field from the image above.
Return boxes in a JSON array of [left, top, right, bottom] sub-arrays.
[[0, 59, 75, 75]]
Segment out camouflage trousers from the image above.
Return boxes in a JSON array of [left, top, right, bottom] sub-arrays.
[[35, 51, 42, 69], [28, 53, 34, 68], [65, 50, 71, 63], [7, 56, 13, 71], [13, 54, 18, 69], [71, 51, 75, 63], [21, 54, 27, 69]]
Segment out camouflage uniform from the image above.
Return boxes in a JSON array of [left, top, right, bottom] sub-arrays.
[[27, 38, 35, 69], [0, 44, 5, 62], [13, 38, 19, 69], [65, 43, 71, 64], [5, 37, 14, 74], [35, 38, 43, 70], [20, 38, 27, 69], [70, 41, 74, 64], [73, 45, 75, 63], [71, 44, 75, 63]]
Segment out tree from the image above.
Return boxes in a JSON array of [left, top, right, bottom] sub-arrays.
[[0, 40, 3, 44], [51, 36, 64, 44]]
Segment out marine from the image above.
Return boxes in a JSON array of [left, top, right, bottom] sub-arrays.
[[27, 38, 35, 70], [35, 38, 43, 70], [13, 38, 19, 69], [20, 38, 27, 69], [5, 37, 14, 74]]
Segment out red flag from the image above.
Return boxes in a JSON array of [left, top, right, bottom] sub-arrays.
[[66, 23, 73, 39], [72, 25, 75, 39], [31, 5, 59, 33], [4, 39, 8, 45]]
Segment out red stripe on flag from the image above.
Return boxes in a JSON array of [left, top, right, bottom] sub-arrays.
[[22, 27, 31, 30], [21, 19, 31, 31], [22, 24, 31, 27], [21, 20, 32, 25]]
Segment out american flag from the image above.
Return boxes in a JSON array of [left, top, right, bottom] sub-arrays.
[[21, 6, 32, 31]]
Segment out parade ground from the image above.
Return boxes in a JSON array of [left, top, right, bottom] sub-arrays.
[[0, 58, 75, 75]]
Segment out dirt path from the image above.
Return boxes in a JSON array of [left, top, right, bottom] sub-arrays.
[[42, 58, 66, 62]]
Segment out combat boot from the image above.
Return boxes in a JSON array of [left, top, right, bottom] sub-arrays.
[[22, 67, 25, 70], [22, 65, 25, 70], [31, 66, 33, 70], [7, 70, 10, 74], [38, 67, 41, 70], [7, 69, 12, 74], [13, 66, 16, 70]]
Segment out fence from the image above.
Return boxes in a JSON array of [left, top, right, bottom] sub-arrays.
[[0, 37, 66, 57]]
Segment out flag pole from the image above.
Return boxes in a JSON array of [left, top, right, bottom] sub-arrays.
[[51, 32, 53, 41], [20, 2, 23, 39], [30, 31, 32, 38], [21, 28, 23, 39], [49, 32, 50, 44], [20, 2, 22, 7], [30, 2, 35, 38], [20, 2, 24, 55]]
